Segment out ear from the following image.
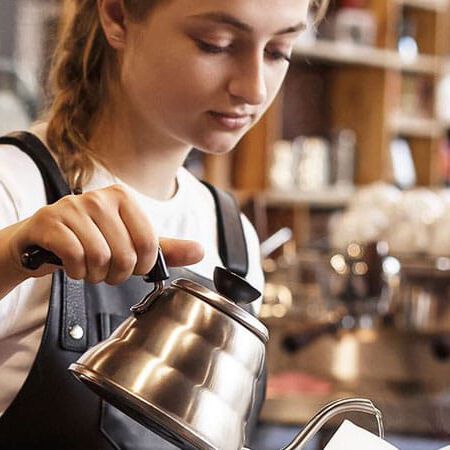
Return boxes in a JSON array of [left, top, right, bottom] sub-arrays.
[[97, 0, 127, 49]]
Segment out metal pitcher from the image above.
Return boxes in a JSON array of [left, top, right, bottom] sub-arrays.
[[67, 252, 383, 450]]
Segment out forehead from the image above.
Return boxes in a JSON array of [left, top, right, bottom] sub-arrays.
[[152, 0, 310, 35]]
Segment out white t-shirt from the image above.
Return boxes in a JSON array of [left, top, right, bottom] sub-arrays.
[[0, 143, 264, 416]]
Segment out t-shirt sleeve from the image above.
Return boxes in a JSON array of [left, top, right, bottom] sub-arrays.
[[241, 213, 264, 315], [0, 145, 47, 309], [0, 179, 20, 229], [0, 145, 47, 222]]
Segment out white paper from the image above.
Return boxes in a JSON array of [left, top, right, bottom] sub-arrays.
[[323, 420, 450, 450], [323, 420, 398, 450]]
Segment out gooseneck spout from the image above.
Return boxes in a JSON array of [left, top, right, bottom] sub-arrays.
[[281, 398, 384, 450]]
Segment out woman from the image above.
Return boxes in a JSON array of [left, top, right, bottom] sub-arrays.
[[0, 0, 328, 448]]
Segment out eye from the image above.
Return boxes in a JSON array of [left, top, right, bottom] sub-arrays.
[[195, 39, 231, 54], [265, 49, 292, 63]]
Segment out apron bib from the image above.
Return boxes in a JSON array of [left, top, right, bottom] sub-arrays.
[[0, 132, 264, 450]]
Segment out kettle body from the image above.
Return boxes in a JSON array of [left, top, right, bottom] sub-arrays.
[[69, 271, 383, 450], [70, 278, 268, 450]]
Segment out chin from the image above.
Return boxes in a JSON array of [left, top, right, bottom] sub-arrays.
[[193, 132, 246, 155]]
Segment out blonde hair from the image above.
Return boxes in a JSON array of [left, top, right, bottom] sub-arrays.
[[44, 0, 329, 191], [313, 0, 330, 23], [44, 0, 159, 191]]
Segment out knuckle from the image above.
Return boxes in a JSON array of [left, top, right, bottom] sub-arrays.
[[66, 269, 85, 281], [33, 206, 57, 228], [105, 274, 128, 286], [114, 251, 137, 272], [82, 191, 107, 214], [38, 223, 64, 250], [59, 195, 78, 209], [134, 238, 159, 274], [109, 184, 129, 200], [33, 205, 50, 220], [86, 273, 104, 284], [61, 250, 85, 280], [86, 249, 111, 268], [135, 236, 158, 257], [62, 247, 84, 265]]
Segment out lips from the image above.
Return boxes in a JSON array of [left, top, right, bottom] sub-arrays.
[[208, 111, 253, 130]]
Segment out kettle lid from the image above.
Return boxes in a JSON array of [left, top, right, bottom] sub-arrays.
[[172, 278, 269, 343]]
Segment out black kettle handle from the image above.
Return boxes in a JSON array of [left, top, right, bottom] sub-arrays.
[[21, 245, 63, 270], [21, 245, 169, 282]]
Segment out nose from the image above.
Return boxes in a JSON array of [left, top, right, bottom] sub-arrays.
[[228, 53, 267, 106]]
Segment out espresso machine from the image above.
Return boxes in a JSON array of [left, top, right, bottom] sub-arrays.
[[261, 238, 450, 439]]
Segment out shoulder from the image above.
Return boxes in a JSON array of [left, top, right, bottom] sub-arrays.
[[0, 143, 47, 221], [180, 167, 262, 259], [186, 170, 265, 288], [178, 169, 265, 309]]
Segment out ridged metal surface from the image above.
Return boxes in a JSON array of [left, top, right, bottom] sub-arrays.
[[70, 281, 266, 450]]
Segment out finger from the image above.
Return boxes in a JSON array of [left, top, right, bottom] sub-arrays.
[[118, 197, 159, 275], [159, 238, 204, 267], [74, 189, 139, 284], [89, 213, 138, 285], [61, 214, 112, 283], [30, 222, 87, 280]]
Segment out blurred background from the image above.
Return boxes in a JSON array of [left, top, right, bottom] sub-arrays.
[[1, 0, 450, 449]]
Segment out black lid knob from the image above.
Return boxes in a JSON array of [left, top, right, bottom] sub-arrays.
[[143, 248, 170, 283]]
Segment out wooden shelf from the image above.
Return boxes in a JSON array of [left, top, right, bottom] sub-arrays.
[[259, 186, 355, 209], [215, 0, 450, 205], [389, 114, 444, 138], [395, 0, 448, 12], [293, 40, 441, 75]]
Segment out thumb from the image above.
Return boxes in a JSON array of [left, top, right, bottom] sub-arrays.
[[159, 238, 204, 267]]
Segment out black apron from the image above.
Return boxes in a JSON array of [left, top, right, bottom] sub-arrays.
[[0, 132, 265, 450]]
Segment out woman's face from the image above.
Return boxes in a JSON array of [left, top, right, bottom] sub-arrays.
[[118, 0, 309, 154]]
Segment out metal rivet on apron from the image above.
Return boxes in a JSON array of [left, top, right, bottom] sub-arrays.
[[69, 324, 84, 340]]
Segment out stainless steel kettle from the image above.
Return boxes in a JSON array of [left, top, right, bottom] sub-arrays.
[[67, 252, 384, 450]]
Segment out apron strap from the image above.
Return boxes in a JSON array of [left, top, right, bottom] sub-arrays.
[[201, 181, 249, 278], [0, 131, 72, 201], [0, 131, 88, 352], [0, 132, 250, 350]]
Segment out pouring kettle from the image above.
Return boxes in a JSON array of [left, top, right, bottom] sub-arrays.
[[22, 246, 384, 449]]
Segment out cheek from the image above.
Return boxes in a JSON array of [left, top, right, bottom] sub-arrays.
[[252, 67, 289, 120], [267, 66, 289, 101], [133, 53, 224, 114]]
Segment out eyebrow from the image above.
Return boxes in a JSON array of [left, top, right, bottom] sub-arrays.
[[188, 12, 306, 35]]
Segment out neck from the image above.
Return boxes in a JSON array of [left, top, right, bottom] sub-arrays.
[[89, 97, 191, 201]]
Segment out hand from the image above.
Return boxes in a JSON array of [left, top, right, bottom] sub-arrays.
[[8, 185, 204, 284]]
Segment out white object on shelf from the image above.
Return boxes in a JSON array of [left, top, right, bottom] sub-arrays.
[[292, 136, 330, 192], [389, 138, 416, 189], [398, 36, 419, 63], [269, 140, 296, 191], [324, 420, 397, 450]]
